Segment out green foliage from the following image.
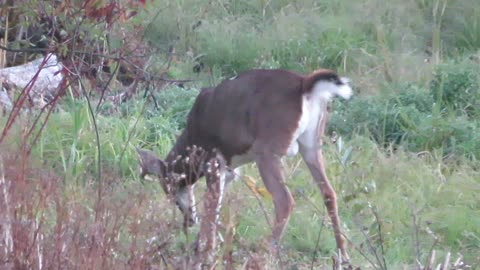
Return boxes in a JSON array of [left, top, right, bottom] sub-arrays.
[[340, 137, 480, 265], [196, 17, 263, 74], [230, 136, 480, 266], [142, 0, 480, 81], [144, 0, 380, 75], [148, 86, 199, 129], [330, 62, 480, 159], [436, 0, 480, 52], [27, 86, 200, 182], [430, 59, 480, 116], [329, 86, 431, 148]]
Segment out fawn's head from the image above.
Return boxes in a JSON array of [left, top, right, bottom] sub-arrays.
[[136, 147, 176, 194]]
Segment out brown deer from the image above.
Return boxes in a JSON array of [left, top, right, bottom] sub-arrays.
[[137, 68, 353, 259]]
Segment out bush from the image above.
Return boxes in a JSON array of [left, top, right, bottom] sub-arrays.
[[406, 115, 479, 157], [330, 76, 480, 158], [149, 86, 199, 129], [430, 59, 480, 117], [329, 85, 432, 147], [139, 86, 199, 148]]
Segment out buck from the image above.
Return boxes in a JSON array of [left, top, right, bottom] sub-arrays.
[[137, 68, 353, 259]]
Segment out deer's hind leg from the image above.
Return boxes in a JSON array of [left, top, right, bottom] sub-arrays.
[[298, 111, 348, 260], [253, 151, 295, 249]]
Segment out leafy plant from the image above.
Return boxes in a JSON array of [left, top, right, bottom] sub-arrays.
[[329, 75, 480, 159], [430, 59, 480, 117]]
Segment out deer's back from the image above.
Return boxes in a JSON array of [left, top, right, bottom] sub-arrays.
[[186, 69, 304, 165]]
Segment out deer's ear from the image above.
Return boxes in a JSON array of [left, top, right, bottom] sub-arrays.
[[136, 147, 166, 178]]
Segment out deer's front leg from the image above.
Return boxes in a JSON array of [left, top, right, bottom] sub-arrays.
[[299, 144, 348, 260], [254, 152, 295, 249]]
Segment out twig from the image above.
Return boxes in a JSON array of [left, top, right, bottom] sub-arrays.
[[429, 249, 437, 269], [424, 226, 440, 269], [238, 173, 272, 229], [441, 252, 450, 270], [0, 44, 47, 53], [411, 206, 422, 267], [371, 206, 388, 270], [342, 232, 379, 269], [70, 57, 103, 219], [310, 215, 326, 270], [117, 90, 148, 170], [26, 79, 70, 156], [0, 53, 53, 145], [143, 82, 159, 110], [353, 214, 382, 270], [95, 60, 120, 113]]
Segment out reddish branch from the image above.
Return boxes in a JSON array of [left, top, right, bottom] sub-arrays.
[[0, 54, 54, 144]]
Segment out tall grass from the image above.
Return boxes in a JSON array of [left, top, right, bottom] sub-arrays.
[[143, 0, 479, 90], [2, 110, 479, 268]]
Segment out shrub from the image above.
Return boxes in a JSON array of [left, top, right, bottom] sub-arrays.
[[329, 86, 432, 147], [394, 85, 435, 113], [430, 59, 480, 117], [138, 86, 199, 148], [329, 79, 480, 158], [148, 86, 199, 129]]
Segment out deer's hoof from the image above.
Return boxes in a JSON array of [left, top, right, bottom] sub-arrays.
[[332, 254, 359, 270]]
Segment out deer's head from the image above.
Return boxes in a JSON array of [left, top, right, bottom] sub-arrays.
[[136, 147, 201, 226]]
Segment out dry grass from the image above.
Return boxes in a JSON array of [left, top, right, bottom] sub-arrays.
[[0, 150, 177, 269]]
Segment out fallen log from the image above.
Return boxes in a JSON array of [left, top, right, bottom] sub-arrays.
[[0, 54, 63, 110]]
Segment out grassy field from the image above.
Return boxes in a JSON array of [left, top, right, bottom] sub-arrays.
[[1, 0, 480, 269]]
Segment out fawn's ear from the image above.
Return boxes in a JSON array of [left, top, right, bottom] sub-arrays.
[[136, 147, 167, 179]]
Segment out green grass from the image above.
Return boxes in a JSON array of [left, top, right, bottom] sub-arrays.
[[2, 91, 479, 268], [143, 0, 480, 86]]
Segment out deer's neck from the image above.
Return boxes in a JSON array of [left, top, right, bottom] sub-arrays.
[[165, 131, 190, 163]]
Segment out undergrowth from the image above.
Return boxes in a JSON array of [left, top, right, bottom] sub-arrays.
[[330, 57, 480, 159], [1, 119, 479, 268]]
